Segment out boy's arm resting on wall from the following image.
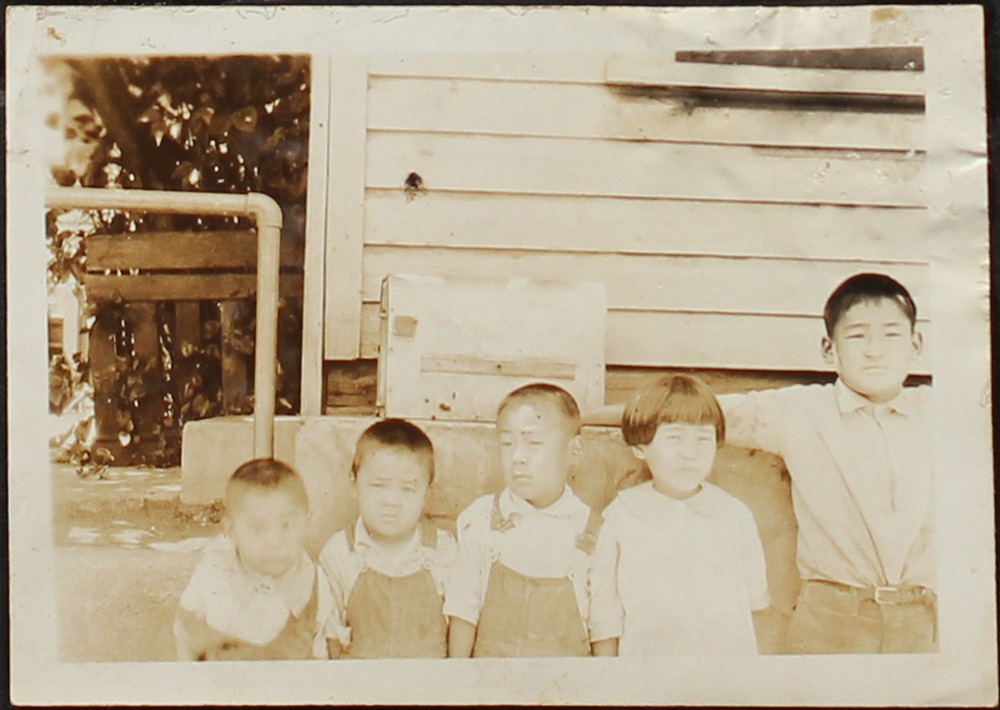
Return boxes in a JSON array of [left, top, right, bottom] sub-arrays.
[[717, 388, 790, 454], [581, 403, 624, 427]]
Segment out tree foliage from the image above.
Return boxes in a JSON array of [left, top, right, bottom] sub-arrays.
[[48, 55, 310, 469]]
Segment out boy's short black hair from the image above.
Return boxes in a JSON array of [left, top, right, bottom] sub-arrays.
[[226, 458, 309, 512], [622, 374, 725, 448], [496, 382, 582, 435], [823, 273, 917, 336], [351, 419, 435, 484]]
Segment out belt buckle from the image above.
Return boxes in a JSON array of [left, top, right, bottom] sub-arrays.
[[873, 586, 899, 605]]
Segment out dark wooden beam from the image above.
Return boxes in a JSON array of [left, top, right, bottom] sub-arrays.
[[675, 47, 924, 72]]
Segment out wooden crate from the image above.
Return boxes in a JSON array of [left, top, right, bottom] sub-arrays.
[[377, 274, 606, 422]]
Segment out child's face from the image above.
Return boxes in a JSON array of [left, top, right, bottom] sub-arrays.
[[497, 401, 576, 509], [226, 488, 308, 578], [355, 448, 430, 544], [635, 422, 717, 499], [823, 298, 922, 403]]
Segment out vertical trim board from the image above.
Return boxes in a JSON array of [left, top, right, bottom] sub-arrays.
[[323, 56, 369, 360]]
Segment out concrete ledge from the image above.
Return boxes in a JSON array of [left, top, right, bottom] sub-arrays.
[[180, 416, 304, 505], [181, 414, 800, 624]]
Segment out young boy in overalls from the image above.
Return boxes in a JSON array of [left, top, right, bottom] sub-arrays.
[[319, 419, 456, 658], [174, 459, 338, 660], [445, 383, 620, 657]]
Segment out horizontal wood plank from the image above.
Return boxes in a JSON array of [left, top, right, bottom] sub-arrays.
[[368, 53, 610, 84], [363, 191, 930, 263], [86, 231, 303, 270], [84, 274, 303, 302], [360, 245, 929, 315], [367, 76, 925, 151], [358, 303, 930, 373], [606, 57, 925, 96], [421, 354, 577, 380], [605, 309, 932, 371], [366, 132, 925, 207]]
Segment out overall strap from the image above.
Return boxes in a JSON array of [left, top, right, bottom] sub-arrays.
[[344, 518, 358, 553], [574, 507, 604, 555], [419, 517, 439, 549], [488, 491, 515, 532]]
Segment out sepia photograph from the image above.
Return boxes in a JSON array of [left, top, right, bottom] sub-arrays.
[[6, 4, 996, 706]]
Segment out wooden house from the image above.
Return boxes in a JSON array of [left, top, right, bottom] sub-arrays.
[[301, 49, 929, 416]]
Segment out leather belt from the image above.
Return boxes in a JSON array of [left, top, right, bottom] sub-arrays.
[[806, 579, 935, 606]]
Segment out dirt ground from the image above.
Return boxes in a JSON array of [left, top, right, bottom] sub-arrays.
[[51, 460, 222, 662]]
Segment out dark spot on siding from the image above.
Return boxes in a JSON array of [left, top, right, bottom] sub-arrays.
[[404, 172, 425, 201]]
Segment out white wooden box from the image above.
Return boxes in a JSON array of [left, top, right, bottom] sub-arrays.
[[377, 274, 606, 422]]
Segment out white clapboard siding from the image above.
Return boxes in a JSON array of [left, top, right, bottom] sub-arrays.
[[323, 52, 929, 374], [606, 310, 930, 371], [366, 132, 924, 207], [361, 246, 929, 315], [363, 191, 929, 263], [368, 76, 925, 151], [369, 54, 611, 84], [358, 303, 930, 373]]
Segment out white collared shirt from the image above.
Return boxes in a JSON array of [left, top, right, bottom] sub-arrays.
[[719, 381, 934, 590], [591, 481, 769, 655], [319, 519, 457, 646], [443, 486, 622, 642], [175, 535, 338, 658]]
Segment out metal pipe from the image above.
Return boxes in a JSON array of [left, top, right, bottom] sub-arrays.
[[45, 187, 284, 458]]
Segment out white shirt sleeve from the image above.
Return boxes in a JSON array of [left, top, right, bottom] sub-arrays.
[[317, 534, 354, 648], [735, 505, 771, 611], [586, 501, 624, 642], [173, 542, 222, 660], [442, 498, 489, 625], [431, 529, 459, 598], [312, 565, 341, 658], [718, 387, 796, 454]]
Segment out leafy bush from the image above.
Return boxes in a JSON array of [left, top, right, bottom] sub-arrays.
[[48, 55, 310, 468]]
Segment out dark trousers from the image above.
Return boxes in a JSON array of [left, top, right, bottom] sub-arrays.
[[786, 580, 938, 654]]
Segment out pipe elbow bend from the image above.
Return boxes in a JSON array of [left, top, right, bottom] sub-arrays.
[[245, 192, 283, 230]]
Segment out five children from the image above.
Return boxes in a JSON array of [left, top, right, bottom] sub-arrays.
[[175, 272, 935, 659]]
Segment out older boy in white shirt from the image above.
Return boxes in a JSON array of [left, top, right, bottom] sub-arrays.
[[719, 273, 935, 653]]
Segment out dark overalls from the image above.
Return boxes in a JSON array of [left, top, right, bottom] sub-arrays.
[[342, 519, 448, 659], [472, 493, 604, 658]]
